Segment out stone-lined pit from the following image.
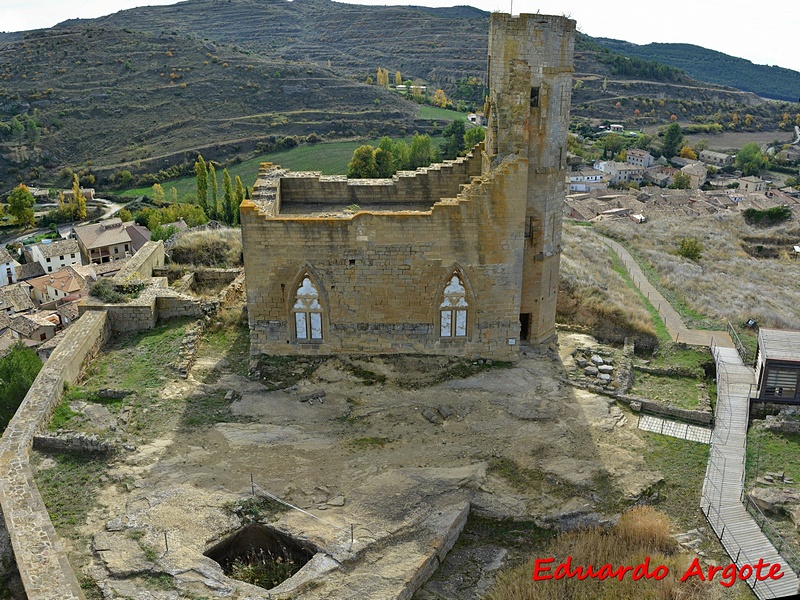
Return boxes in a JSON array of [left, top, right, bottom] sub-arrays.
[[204, 524, 316, 590]]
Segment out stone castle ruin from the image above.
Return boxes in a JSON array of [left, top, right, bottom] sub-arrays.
[[241, 13, 576, 360]]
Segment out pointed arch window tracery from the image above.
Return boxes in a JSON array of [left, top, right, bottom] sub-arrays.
[[293, 275, 323, 341], [439, 273, 469, 338]]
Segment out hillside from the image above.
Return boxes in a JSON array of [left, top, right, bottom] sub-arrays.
[[0, 0, 798, 193], [596, 38, 800, 102]]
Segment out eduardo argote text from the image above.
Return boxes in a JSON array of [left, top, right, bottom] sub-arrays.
[[533, 556, 784, 587]]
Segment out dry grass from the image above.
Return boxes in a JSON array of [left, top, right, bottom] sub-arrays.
[[169, 227, 242, 267], [486, 506, 726, 600], [560, 223, 659, 350], [596, 213, 800, 330]]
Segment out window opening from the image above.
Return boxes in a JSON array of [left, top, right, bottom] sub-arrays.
[[293, 276, 323, 341], [440, 274, 468, 338]]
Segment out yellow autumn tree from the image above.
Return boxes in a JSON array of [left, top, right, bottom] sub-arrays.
[[395, 71, 402, 86], [432, 88, 448, 108], [679, 145, 698, 160]]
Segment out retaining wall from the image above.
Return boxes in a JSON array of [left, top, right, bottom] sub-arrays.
[[113, 240, 165, 281], [0, 310, 110, 600]]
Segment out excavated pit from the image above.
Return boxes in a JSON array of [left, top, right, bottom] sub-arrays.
[[204, 524, 316, 590]]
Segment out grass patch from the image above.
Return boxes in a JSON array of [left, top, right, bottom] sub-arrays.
[[645, 343, 713, 373], [641, 433, 709, 530], [35, 451, 111, 535], [630, 371, 701, 409], [608, 246, 670, 343], [118, 136, 431, 198], [49, 398, 82, 430], [227, 496, 290, 523], [198, 316, 250, 381], [348, 436, 391, 449], [180, 390, 247, 429], [417, 105, 465, 121], [746, 426, 800, 488]]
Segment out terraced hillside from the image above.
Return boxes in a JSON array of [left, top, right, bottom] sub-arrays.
[[0, 0, 797, 192]]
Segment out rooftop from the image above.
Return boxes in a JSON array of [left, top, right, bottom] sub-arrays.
[[759, 328, 800, 362], [34, 238, 80, 259]]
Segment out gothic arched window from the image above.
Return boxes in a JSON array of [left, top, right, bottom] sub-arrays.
[[439, 273, 468, 338], [293, 276, 323, 341]]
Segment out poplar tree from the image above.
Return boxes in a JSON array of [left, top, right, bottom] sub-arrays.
[[222, 168, 234, 225], [195, 155, 208, 214], [72, 174, 87, 220], [208, 163, 218, 221], [151, 182, 165, 204], [234, 175, 245, 226], [395, 71, 402, 86]]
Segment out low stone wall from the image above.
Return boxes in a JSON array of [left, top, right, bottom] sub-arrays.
[[113, 240, 164, 281], [617, 393, 713, 425], [33, 433, 114, 454], [0, 310, 110, 600], [194, 268, 240, 286], [156, 295, 205, 321]]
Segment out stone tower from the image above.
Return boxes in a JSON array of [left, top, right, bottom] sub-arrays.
[[484, 13, 575, 343]]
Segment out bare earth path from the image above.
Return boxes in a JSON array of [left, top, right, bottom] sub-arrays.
[[598, 234, 734, 348]]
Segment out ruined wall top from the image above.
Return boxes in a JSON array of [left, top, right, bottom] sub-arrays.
[[487, 13, 576, 74]]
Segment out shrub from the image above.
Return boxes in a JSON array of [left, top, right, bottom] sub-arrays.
[[169, 227, 242, 267], [743, 206, 792, 226], [676, 237, 703, 261], [89, 278, 127, 303]]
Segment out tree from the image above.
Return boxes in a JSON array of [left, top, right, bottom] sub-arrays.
[[0, 342, 43, 429], [395, 71, 402, 86], [222, 168, 235, 225], [234, 175, 245, 226], [464, 126, 485, 148], [170, 187, 178, 203], [7, 184, 35, 228], [10, 116, 24, 147], [348, 145, 378, 178], [671, 172, 692, 189], [661, 122, 684, 159], [151, 183, 165, 204], [118, 208, 133, 222], [374, 147, 394, 178], [409, 134, 436, 169], [601, 133, 624, 159], [432, 88, 448, 108], [679, 145, 698, 160], [736, 142, 767, 176], [72, 174, 87, 219], [442, 119, 466, 160], [195, 155, 208, 214], [208, 163, 218, 221]]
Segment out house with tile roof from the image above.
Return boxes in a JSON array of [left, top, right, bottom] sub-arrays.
[[0, 248, 19, 287], [0, 284, 35, 315], [72, 218, 150, 264], [14, 262, 45, 282], [27, 266, 92, 305], [26, 238, 83, 273]]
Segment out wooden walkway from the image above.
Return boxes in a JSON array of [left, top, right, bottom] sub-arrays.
[[599, 232, 798, 598], [704, 345, 797, 598]]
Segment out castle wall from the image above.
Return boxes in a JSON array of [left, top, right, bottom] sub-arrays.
[[0, 310, 110, 600], [278, 151, 481, 207], [241, 156, 528, 359]]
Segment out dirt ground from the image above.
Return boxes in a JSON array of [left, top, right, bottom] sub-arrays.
[[56, 329, 674, 599]]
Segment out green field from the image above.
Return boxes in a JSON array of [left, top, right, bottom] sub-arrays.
[[417, 105, 467, 121], [119, 135, 436, 199]]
